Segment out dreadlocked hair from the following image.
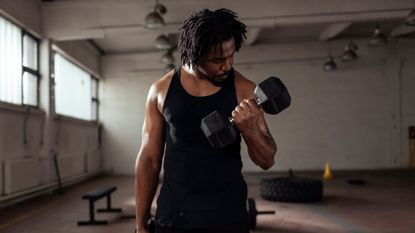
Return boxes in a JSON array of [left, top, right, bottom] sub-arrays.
[[178, 8, 247, 66]]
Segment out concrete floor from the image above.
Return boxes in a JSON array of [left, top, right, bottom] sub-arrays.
[[0, 169, 414, 233]]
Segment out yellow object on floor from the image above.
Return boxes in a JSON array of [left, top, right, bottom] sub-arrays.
[[323, 161, 333, 180]]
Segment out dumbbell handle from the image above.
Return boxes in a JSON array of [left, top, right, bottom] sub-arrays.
[[257, 210, 275, 215], [227, 98, 258, 123]]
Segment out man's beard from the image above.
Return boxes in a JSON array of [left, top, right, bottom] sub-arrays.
[[199, 71, 229, 87]]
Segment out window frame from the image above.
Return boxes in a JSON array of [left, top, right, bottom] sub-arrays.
[[91, 77, 100, 122], [21, 32, 40, 107]]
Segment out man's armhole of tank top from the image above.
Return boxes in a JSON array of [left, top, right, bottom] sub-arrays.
[[234, 71, 256, 103], [155, 71, 175, 114]]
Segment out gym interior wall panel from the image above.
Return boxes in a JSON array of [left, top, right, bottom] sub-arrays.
[[101, 53, 165, 77], [86, 149, 100, 173], [0, 111, 27, 160], [0, 164, 3, 195], [55, 121, 99, 157], [100, 71, 158, 174], [238, 56, 394, 171], [56, 155, 75, 179], [4, 158, 40, 194], [39, 157, 52, 184], [401, 58, 415, 166]]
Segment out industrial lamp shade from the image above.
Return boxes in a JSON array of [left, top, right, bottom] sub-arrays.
[[341, 49, 358, 62], [155, 3, 167, 15], [144, 11, 165, 29], [368, 24, 388, 47], [323, 56, 337, 71], [406, 9, 415, 26], [348, 41, 358, 51], [155, 34, 173, 50], [341, 43, 358, 62], [161, 52, 175, 64]]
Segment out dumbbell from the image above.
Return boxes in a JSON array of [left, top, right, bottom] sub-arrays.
[[247, 198, 275, 230], [200, 77, 291, 148], [134, 218, 155, 233]]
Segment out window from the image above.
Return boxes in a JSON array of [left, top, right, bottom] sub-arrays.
[[0, 17, 22, 105], [0, 16, 39, 106], [53, 53, 99, 121]]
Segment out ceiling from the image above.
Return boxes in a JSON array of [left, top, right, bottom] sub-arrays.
[[40, 0, 415, 56]]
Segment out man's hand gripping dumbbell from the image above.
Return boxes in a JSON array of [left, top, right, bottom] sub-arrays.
[[201, 77, 291, 148]]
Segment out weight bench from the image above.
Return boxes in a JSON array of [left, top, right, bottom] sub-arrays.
[[77, 186, 122, 225]]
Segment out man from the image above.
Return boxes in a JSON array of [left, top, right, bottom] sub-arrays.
[[135, 8, 277, 233]]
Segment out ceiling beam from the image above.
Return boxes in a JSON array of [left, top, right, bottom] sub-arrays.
[[319, 22, 351, 41], [390, 24, 415, 37]]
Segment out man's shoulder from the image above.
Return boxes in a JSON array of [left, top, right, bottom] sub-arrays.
[[234, 70, 256, 98], [151, 69, 175, 94]]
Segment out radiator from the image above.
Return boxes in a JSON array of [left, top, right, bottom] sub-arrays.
[[4, 158, 40, 195]]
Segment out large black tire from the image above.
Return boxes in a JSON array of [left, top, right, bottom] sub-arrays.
[[260, 177, 323, 203]]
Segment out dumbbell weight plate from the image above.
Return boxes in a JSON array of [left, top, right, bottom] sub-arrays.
[[200, 111, 238, 148], [254, 77, 291, 115]]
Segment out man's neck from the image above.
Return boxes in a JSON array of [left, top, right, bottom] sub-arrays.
[[183, 64, 204, 81]]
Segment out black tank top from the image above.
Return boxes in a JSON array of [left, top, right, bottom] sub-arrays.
[[155, 68, 248, 229]]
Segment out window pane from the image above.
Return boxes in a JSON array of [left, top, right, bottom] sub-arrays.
[[91, 78, 98, 99], [54, 53, 92, 120], [23, 72, 38, 106], [92, 101, 98, 121], [0, 17, 22, 105], [23, 34, 38, 71]]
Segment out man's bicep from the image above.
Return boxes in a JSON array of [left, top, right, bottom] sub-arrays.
[[139, 87, 165, 164], [235, 73, 257, 102]]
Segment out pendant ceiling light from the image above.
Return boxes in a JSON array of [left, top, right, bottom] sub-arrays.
[[323, 42, 337, 71], [341, 49, 358, 62], [155, 34, 173, 50], [368, 22, 388, 47], [323, 56, 337, 71], [348, 40, 358, 51], [161, 50, 175, 64], [144, 0, 167, 29], [341, 41, 358, 62]]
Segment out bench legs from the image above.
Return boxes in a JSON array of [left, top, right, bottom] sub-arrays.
[[77, 194, 122, 226], [97, 194, 122, 213], [77, 199, 108, 225]]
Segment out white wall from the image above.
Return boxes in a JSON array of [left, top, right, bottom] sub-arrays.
[[100, 72, 155, 174], [101, 38, 415, 174], [100, 52, 166, 175]]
